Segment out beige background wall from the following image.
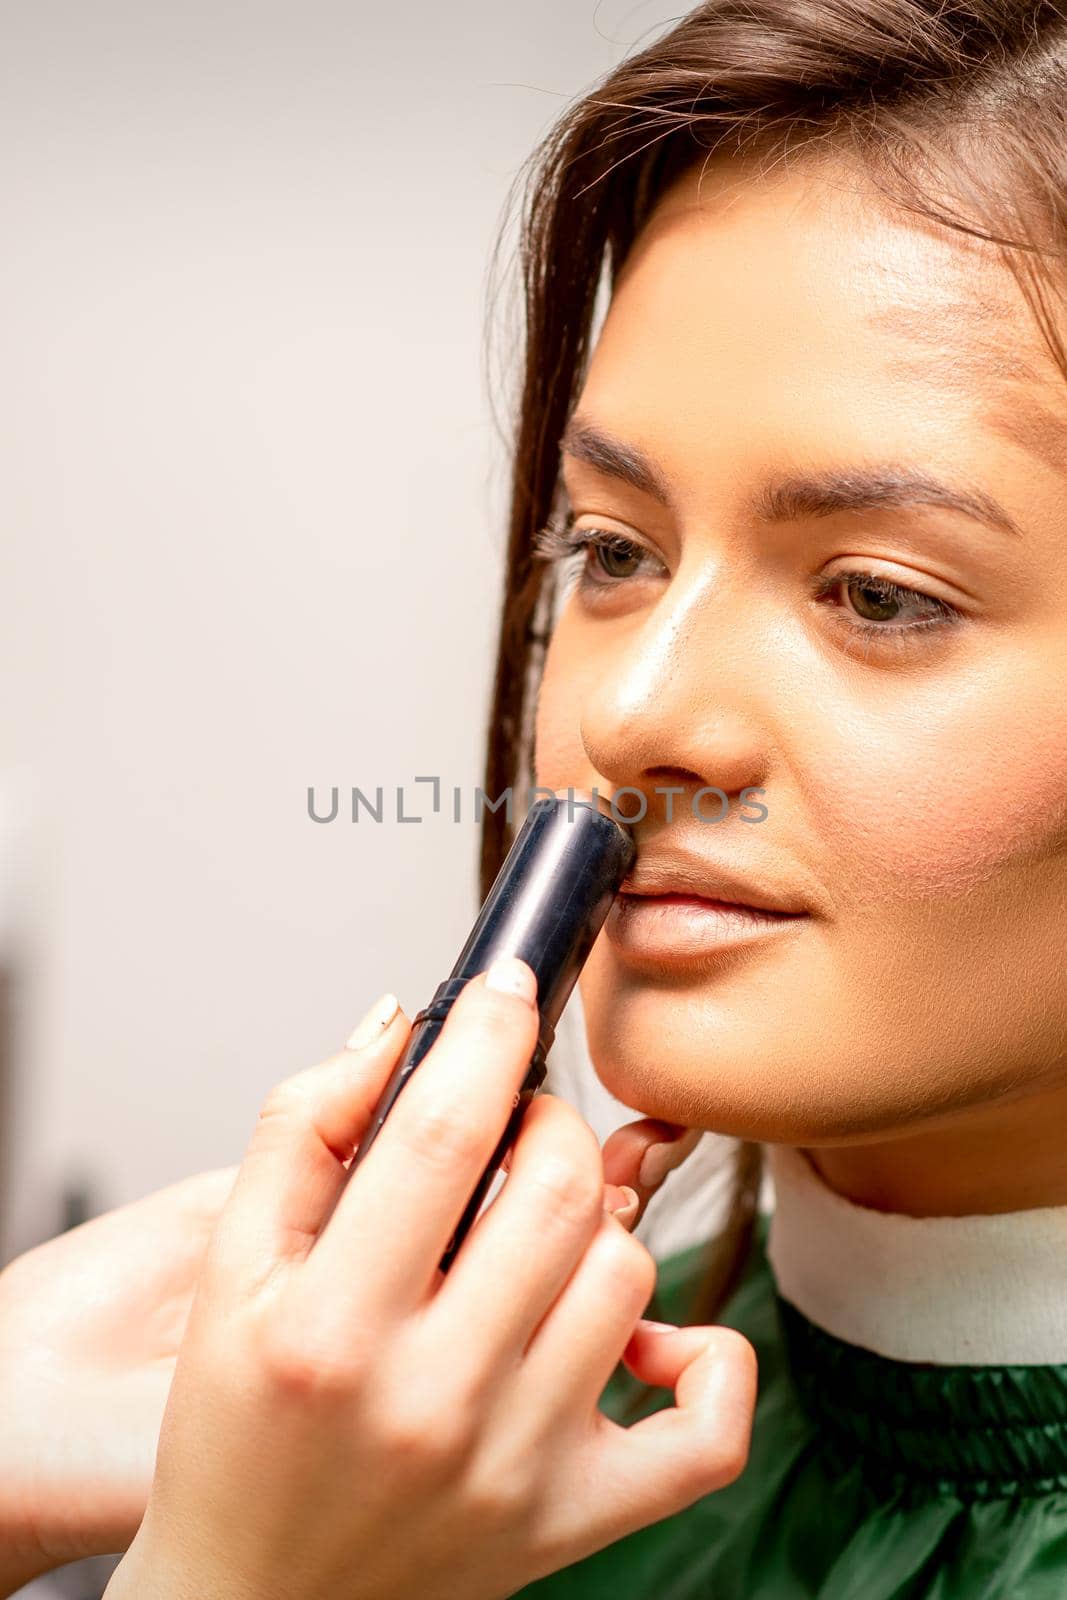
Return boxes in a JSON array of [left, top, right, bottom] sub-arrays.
[[0, 0, 739, 1273]]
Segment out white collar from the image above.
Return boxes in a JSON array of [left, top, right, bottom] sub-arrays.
[[765, 1142, 1067, 1365]]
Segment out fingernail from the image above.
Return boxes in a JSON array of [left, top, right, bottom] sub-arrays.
[[604, 1184, 639, 1221], [639, 1134, 694, 1190], [484, 956, 537, 1006], [637, 1318, 677, 1334], [345, 992, 399, 1051]]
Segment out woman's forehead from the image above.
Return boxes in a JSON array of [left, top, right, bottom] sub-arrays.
[[581, 154, 1067, 498], [614, 153, 1051, 368]]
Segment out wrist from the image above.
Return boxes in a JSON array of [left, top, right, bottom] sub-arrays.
[[0, 1547, 52, 1600], [0, 1264, 54, 1595], [0, 1494, 70, 1596], [0, 1448, 53, 1595]]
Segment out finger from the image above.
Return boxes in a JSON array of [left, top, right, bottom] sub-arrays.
[[212, 993, 410, 1283], [36, 1167, 243, 1305], [136, 1166, 240, 1278], [516, 1200, 659, 1416], [501, 1151, 638, 1228], [95, 1165, 238, 1245], [621, 1319, 726, 1388], [420, 1092, 607, 1378], [306, 959, 541, 1317], [585, 1325, 757, 1545], [151, 1164, 240, 1224], [601, 1120, 705, 1226], [603, 1184, 639, 1225]]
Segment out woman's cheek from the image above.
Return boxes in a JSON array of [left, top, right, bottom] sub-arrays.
[[532, 635, 596, 791], [801, 672, 1067, 909]]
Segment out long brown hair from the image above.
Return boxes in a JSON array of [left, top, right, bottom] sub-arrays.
[[479, 0, 1067, 1332]]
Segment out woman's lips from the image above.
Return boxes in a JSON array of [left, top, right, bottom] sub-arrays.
[[605, 891, 810, 965]]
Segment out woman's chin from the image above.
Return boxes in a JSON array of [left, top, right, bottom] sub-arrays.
[[577, 936, 952, 1146], [584, 1046, 940, 1148]]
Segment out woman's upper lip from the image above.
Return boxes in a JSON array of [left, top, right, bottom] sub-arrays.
[[617, 855, 811, 916]]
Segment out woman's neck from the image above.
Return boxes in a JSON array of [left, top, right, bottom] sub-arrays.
[[802, 1075, 1067, 1216]]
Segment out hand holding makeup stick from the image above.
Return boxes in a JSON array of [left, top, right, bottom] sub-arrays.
[[104, 960, 756, 1600], [0, 1119, 690, 1599]]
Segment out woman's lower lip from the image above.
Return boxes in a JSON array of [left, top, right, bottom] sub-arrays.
[[605, 893, 809, 965]]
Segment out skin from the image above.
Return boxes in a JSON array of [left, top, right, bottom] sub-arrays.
[[0, 1073, 693, 1594], [534, 146, 1067, 1216], [0, 1168, 236, 1593], [99, 969, 754, 1599]]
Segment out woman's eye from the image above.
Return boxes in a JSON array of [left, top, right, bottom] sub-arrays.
[[532, 520, 967, 655], [588, 534, 647, 580], [531, 518, 664, 590], [811, 570, 964, 648]]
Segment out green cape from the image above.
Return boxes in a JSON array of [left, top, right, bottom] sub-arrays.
[[510, 1212, 1067, 1598]]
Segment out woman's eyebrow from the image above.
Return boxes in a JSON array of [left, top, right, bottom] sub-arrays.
[[559, 415, 1024, 539], [560, 416, 672, 500], [757, 465, 1023, 538]]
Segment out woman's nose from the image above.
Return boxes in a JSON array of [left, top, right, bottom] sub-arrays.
[[577, 587, 769, 809]]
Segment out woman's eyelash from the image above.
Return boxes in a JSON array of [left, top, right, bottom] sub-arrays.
[[531, 515, 965, 650], [532, 520, 580, 561], [532, 518, 647, 566]]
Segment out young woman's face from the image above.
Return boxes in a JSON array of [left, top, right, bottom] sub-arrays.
[[534, 151, 1067, 1187]]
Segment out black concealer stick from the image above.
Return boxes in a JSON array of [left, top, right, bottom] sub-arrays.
[[347, 790, 635, 1273]]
